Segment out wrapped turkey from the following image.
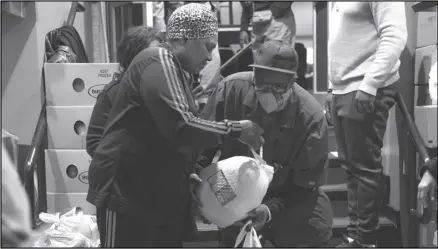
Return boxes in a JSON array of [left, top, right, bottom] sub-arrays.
[[196, 148, 274, 228]]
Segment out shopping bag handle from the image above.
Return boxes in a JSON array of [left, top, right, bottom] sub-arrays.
[[234, 220, 253, 247], [211, 149, 222, 164], [250, 147, 265, 164]]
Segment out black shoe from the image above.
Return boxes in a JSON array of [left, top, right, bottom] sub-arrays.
[[336, 235, 361, 248]]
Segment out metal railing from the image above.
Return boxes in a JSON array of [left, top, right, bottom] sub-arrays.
[[220, 40, 254, 73], [24, 1, 86, 228], [24, 104, 47, 228], [395, 92, 434, 224]]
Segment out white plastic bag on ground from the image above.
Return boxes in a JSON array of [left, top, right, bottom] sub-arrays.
[[35, 207, 100, 247], [197, 148, 274, 228], [234, 220, 262, 248]]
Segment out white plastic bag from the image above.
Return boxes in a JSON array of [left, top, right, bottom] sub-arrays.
[[234, 220, 262, 248], [197, 148, 274, 228], [35, 207, 100, 247]]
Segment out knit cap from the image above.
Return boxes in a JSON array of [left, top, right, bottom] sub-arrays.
[[167, 3, 218, 40]]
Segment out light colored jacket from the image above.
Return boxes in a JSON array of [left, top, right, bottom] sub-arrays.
[[2, 142, 33, 246]]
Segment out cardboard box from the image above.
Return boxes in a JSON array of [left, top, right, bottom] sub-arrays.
[[415, 105, 437, 148], [46, 192, 96, 215], [45, 149, 91, 193], [414, 45, 437, 85], [414, 85, 434, 106], [47, 106, 93, 149], [44, 63, 119, 106], [416, 11, 438, 49]]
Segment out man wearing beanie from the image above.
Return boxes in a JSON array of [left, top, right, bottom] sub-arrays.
[[327, 2, 408, 248], [86, 3, 264, 247], [198, 40, 333, 247]]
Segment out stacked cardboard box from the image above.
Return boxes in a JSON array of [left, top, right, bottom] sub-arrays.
[[44, 63, 119, 215]]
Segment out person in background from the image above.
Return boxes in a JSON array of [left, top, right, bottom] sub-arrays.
[[198, 40, 333, 247], [2, 142, 33, 247], [152, 2, 167, 39], [327, 2, 408, 247], [86, 26, 163, 159], [164, 1, 184, 25], [86, 4, 264, 248], [239, 1, 296, 54], [85, 26, 162, 247]]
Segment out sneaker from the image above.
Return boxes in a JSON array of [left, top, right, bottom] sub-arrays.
[[336, 235, 361, 248]]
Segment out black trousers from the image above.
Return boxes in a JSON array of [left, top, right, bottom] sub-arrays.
[[331, 85, 396, 244], [218, 188, 333, 247], [96, 207, 183, 247]]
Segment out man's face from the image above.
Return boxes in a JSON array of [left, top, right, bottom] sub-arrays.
[[254, 68, 294, 98], [180, 36, 218, 74]]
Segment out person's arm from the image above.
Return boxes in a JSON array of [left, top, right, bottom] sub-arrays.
[[263, 116, 328, 216], [196, 79, 255, 169], [420, 157, 438, 180], [358, 2, 408, 96], [240, 2, 253, 32], [139, 48, 243, 150], [196, 84, 226, 168], [85, 82, 119, 157], [86, 96, 110, 157]]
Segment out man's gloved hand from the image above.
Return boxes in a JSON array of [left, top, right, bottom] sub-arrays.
[[232, 204, 270, 232], [355, 90, 376, 114], [324, 91, 334, 126], [239, 31, 250, 48], [238, 120, 264, 150], [247, 204, 270, 232], [417, 170, 437, 208]]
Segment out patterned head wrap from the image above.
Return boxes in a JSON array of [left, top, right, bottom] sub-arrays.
[[166, 3, 218, 40]]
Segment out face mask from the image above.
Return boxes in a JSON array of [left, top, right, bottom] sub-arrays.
[[255, 88, 293, 114]]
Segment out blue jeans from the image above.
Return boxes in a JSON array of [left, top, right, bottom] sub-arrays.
[[331, 85, 397, 244]]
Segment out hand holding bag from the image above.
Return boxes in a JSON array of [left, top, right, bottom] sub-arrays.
[[234, 220, 262, 248]]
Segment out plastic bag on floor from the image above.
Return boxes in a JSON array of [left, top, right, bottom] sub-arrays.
[[34, 207, 100, 247], [234, 220, 262, 248]]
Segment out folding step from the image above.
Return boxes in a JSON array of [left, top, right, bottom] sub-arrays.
[[328, 126, 337, 152], [332, 216, 401, 247], [328, 151, 344, 169], [195, 220, 219, 242], [322, 183, 347, 202]]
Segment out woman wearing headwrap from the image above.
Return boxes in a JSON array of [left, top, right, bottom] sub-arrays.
[[86, 3, 264, 247]]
